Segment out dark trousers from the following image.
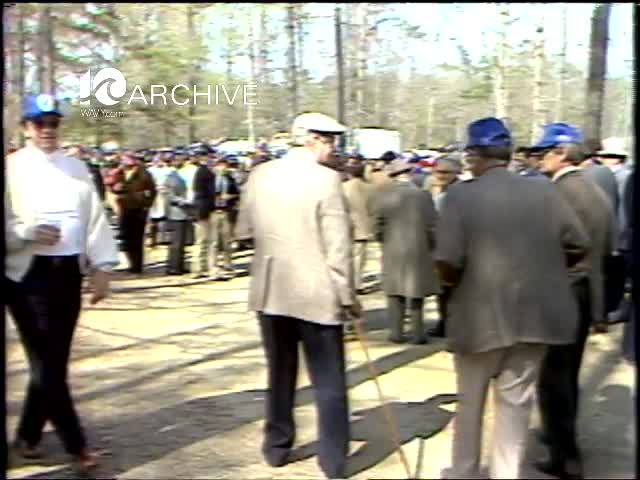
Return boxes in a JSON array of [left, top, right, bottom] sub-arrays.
[[387, 295, 425, 343], [537, 277, 591, 463], [167, 220, 189, 274], [120, 208, 148, 273], [148, 217, 166, 247], [6, 256, 86, 454], [433, 285, 453, 336], [258, 314, 349, 479]]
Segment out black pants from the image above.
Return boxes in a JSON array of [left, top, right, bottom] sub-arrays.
[[258, 314, 349, 479], [537, 277, 591, 463], [6, 256, 86, 454], [120, 208, 148, 273], [387, 295, 425, 343], [433, 285, 453, 336], [167, 220, 189, 274]]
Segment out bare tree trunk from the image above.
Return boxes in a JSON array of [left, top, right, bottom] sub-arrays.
[[335, 6, 346, 138], [530, 12, 546, 144], [18, 4, 26, 146], [425, 96, 434, 147], [584, 3, 612, 145], [36, 6, 47, 92], [494, 4, 509, 119], [295, 4, 304, 108], [45, 5, 56, 96], [555, 5, 568, 121], [286, 4, 298, 123], [354, 3, 370, 127], [247, 6, 257, 145], [187, 5, 196, 143]]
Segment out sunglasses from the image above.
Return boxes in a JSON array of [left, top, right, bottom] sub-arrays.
[[33, 117, 61, 129]]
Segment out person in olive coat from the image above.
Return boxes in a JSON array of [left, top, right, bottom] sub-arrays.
[[371, 159, 440, 344]]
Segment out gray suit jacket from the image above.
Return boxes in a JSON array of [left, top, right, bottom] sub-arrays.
[[554, 168, 615, 325], [436, 168, 590, 355], [236, 147, 355, 326], [372, 181, 440, 298]]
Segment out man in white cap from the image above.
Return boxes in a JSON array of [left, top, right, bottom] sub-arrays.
[[236, 112, 360, 479]]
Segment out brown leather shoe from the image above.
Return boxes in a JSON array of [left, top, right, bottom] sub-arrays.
[[71, 448, 99, 474]]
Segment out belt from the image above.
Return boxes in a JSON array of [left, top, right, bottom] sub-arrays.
[[34, 255, 80, 267]]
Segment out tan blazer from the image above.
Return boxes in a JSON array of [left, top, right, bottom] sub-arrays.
[[342, 177, 373, 241], [236, 147, 355, 325], [5, 145, 119, 282]]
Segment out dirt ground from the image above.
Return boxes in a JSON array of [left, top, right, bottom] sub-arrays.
[[6, 245, 636, 479]]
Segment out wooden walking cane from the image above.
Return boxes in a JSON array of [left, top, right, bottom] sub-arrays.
[[350, 314, 413, 479]]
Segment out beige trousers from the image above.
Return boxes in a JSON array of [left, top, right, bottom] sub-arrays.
[[444, 343, 546, 479], [211, 210, 233, 271], [353, 240, 368, 290], [194, 214, 214, 275]]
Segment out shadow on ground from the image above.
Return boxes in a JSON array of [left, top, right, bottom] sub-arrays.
[[288, 393, 458, 477], [11, 343, 444, 479]]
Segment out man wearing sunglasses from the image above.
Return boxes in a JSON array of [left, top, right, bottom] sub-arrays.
[[5, 94, 119, 473], [236, 112, 360, 479]]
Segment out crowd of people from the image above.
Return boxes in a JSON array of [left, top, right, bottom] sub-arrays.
[[5, 94, 635, 479]]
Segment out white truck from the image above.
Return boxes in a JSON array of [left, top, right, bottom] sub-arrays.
[[350, 128, 402, 159]]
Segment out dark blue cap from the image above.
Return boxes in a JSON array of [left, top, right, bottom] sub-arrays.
[[23, 94, 64, 121], [465, 117, 512, 148], [532, 123, 583, 149]]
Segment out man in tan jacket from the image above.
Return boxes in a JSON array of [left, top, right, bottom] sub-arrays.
[[236, 112, 361, 479], [342, 159, 373, 293]]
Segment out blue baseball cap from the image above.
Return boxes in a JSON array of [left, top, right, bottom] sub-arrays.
[[23, 94, 64, 121], [531, 123, 583, 150], [465, 117, 512, 149]]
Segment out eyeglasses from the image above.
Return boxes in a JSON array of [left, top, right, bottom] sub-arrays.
[[313, 134, 337, 146], [33, 117, 61, 129], [435, 170, 457, 174]]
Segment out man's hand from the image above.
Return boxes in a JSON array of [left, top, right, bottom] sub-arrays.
[[32, 224, 61, 246], [345, 298, 363, 320], [89, 269, 111, 305]]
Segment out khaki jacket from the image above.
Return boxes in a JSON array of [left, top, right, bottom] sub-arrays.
[[342, 177, 373, 241], [236, 147, 355, 325]]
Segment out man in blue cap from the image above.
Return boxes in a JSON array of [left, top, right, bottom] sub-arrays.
[[5, 94, 119, 472], [533, 122, 615, 478], [436, 117, 590, 479]]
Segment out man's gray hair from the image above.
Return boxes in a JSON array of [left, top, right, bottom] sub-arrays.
[[558, 143, 585, 165]]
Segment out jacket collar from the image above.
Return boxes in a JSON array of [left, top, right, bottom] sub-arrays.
[[552, 165, 581, 183]]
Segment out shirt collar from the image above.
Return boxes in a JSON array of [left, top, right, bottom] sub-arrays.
[[25, 140, 65, 162], [552, 165, 581, 183]]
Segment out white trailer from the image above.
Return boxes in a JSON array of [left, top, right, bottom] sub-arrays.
[[350, 128, 402, 159]]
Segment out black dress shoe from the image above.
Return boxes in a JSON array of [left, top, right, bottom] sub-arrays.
[[428, 326, 445, 338], [534, 428, 550, 445], [534, 458, 583, 479], [410, 336, 429, 345], [388, 335, 406, 344], [13, 438, 43, 459]]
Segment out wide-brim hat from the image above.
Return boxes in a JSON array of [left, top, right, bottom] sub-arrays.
[[597, 137, 628, 158], [387, 159, 413, 177]]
